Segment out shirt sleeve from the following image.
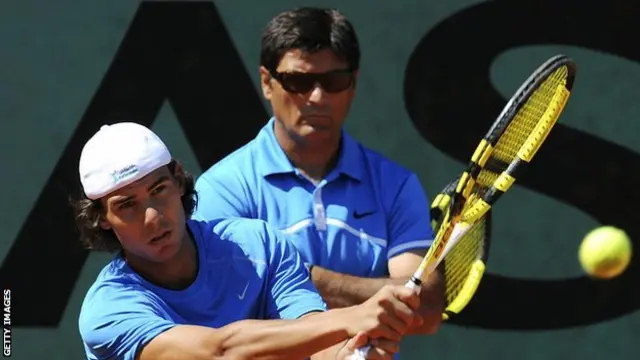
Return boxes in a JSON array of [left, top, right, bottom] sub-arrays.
[[193, 171, 252, 221], [262, 223, 327, 319], [386, 173, 434, 259], [79, 287, 176, 360]]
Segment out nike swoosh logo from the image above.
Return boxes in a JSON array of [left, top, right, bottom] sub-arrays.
[[238, 282, 249, 300], [353, 210, 376, 219]]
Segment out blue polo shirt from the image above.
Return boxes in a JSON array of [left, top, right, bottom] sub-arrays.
[[79, 217, 326, 360], [193, 118, 433, 278]]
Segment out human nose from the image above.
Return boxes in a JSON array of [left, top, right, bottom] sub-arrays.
[[143, 200, 163, 228], [307, 83, 328, 104]]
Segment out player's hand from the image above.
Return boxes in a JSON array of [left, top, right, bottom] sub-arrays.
[[337, 332, 400, 360], [347, 284, 422, 342]]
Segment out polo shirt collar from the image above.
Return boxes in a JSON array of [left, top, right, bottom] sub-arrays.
[[256, 117, 363, 181]]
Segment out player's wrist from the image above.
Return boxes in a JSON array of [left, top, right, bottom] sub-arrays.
[[327, 307, 360, 337], [346, 305, 374, 337]]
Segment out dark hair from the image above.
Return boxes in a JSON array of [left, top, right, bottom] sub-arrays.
[[260, 7, 360, 72], [70, 161, 198, 252]]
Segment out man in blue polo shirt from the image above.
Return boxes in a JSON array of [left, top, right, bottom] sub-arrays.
[[73, 122, 422, 360], [193, 6, 445, 347]]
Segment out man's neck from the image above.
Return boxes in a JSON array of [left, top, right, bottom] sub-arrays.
[[274, 122, 341, 182], [125, 227, 198, 291]]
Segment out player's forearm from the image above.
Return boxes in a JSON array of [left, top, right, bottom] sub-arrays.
[[310, 266, 403, 308], [138, 314, 352, 360], [220, 309, 353, 360]]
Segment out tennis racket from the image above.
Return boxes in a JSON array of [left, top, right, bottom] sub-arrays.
[[351, 54, 576, 359]]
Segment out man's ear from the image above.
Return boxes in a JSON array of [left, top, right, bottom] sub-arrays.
[[260, 66, 273, 100]]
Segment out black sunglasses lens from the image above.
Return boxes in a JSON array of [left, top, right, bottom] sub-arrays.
[[318, 73, 353, 93], [280, 74, 316, 93], [277, 71, 354, 94]]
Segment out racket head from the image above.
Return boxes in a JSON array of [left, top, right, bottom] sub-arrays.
[[405, 55, 575, 298], [455, 55, 576, 225], [474, 55, 575, 201], [488, 54, 576, 144], [429, 178, 491, 321]]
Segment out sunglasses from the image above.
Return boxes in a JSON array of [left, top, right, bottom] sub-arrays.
[[270, 69, 355, 94]]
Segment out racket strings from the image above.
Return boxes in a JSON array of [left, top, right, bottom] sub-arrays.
[[443, 217, 486, 304], [469, 66, 569, 194], [489, 66, 569, 165]]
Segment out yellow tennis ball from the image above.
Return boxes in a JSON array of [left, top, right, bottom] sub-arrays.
[[579, 226, 632, 279]]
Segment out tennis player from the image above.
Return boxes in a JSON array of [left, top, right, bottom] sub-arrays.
[[193, 6, 445, 348], [74, 122, 422, 360]]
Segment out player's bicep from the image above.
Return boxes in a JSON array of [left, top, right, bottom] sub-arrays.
[[386, 174, 434, 259]]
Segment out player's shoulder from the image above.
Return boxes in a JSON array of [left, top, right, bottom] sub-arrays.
[[81, 257, 149, 303], [79, 258, 152, 326]]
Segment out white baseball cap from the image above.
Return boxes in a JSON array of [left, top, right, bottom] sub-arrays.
[[79, 122, 172, 200]]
